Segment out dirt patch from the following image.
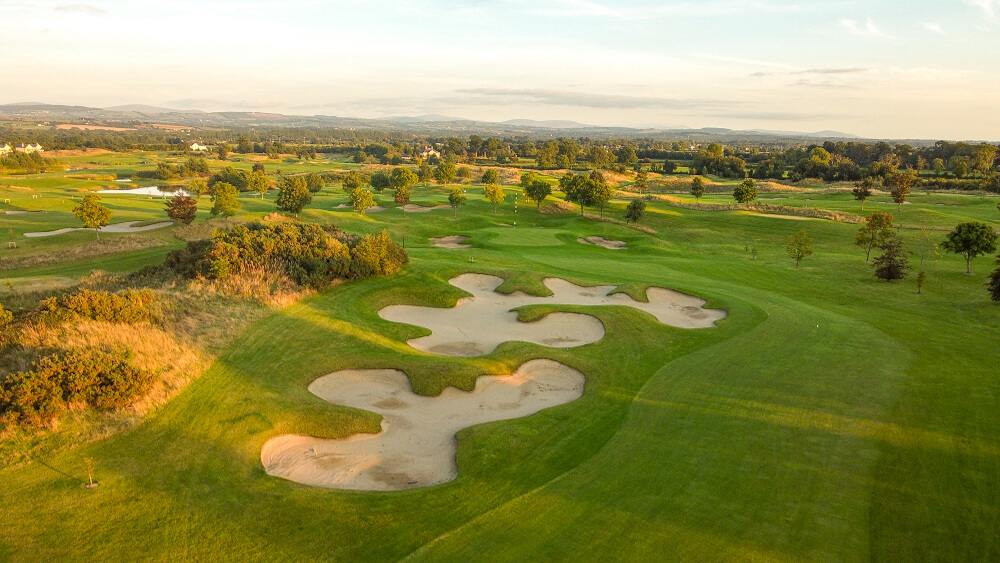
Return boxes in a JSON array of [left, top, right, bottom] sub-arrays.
[[539, 201, 576, 215], [429, 235, 470, 249], [261, 359, 585, 491], [578, 236, 627, 250], [42, 149, 113, 157], [379, 273, 726, 357], [55, 124, 135, 131], [24, 221, 173, 238], [402, 204, 450, 212]]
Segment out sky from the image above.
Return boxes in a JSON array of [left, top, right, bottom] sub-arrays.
[[1, 0, 999, 140]]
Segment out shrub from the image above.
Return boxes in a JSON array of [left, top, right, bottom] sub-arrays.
[[349, 230, 408, 278], [38, 289, 156, 324]]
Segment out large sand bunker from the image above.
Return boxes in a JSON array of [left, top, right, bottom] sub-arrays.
[[261, 359, 585, 491], [402, 204, 450, 212], [578, 236, 627, 250], [378, 273, 726, 357], [430, 235, 471, 249], [24, 221, 174, 238], [95, 187, 189, 197]]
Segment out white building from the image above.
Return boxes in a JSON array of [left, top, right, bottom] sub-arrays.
[[14, 143, 43, 153], [420, 147, 441, 160], [0, 144, 10, 156], [189, 142, 208, 151]]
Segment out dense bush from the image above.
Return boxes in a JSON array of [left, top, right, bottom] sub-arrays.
[[38, 289, 156, 324], [163, 221, 407, 289], [0, 348, 152, 427]]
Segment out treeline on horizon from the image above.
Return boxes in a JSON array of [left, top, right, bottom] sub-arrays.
[[2, 124, 999, 191]]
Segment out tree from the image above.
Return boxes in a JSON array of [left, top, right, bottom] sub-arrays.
[[370, 171, 390, 193], [276, 176, 312, 217], [855, 212, 895, 261], [248, 170, 270, 199], [633, 170, 648, 195], [448, 187, 466, 219], [210, 182, 241, 219], [786, 229, 814, 268], [564, 176, 597, 216], [520, 171, 539, 190], [394, 185, 411, 204], [481, 169, 499, 185], [852, 177, 875, 210], [885, 171, 913, 210], [342, 170, 363, 192], [305, 172, 324, 193], [351, 188, 375, 216], [733, 177, 757, 204], [525, 180, 552, 210], [418, 162, 433, 185], [217, 144, 229, 161], [188, 177, 209, 198], [625, 199, 646, 224], [434, 162, 456, 184], [483, 183, 505, 214], [72, 194, 112, 239], [941, 221, 999, 274], [987, 256, 1000, 301], [916, 269, 927, 295], [390, 167, 418, 191], [690, 176, 705, 203], [165, 195, 197, 225], [591, 181, 615, 217], [872, 233, 910, 282]]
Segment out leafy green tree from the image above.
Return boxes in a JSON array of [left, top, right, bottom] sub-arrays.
[[342, 170, 362, 192], [276, 177, 312, 217], [941, 221, 999, 273], [418, 162, 433, 185], [457, 166, 472, 180], [370, 171, 390, 193], [733, 177, 757, 204], [483, 183, 505, 214], [786, 229, 814, 268], [663, 159, 678, 174], [394, 185, 411, 204], [886, 171, 914, 210], [165, 195, 197, 225], [390, 167, 418, 191], [987, 256, 1000, 301], [236, 135, 253, 154], [855, 212, 895, 261], [615, 145, 638, 167], [217, 144, 229, 161], [564, 176, 597, 216], [872, 232, 910, 282], [448, 187, 466, 219], [633, 170, 648, 194], [525, 180, 552, 210], [434, 162, 456, 184], [481, 169, 499, 185], [625, 199, 646, 224], [210, 182, 241, 219], [188, 177, 209, 198], [305, 173, 324, 193], [72, 194, 112, 239], [520, 171, 539, 190], [690, 176, 705, 203], [592, 181, 615, 217], [351, 188, 375, 216], [852, 177, 875, 210], [353, 150, 367, 164], [248, 170, 270, 199], [917, 269, 927, 295]]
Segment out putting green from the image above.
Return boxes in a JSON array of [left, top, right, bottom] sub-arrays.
[[481, 226, 567, 246]]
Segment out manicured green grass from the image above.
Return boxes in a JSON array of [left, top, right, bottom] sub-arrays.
[[1, 155, 999, 560]]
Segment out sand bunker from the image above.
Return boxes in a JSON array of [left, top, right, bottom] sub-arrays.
[[95, 187, 189, 197], [379, 273, 726, 357], [24, 221, 173, 238], [335, 204, 386, 213], [430, 235, 471, 249], [578, 236, 627, 250], [402, 204, 450, 212], [261, 359, 585, 491]]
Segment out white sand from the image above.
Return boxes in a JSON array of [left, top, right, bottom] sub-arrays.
[[95, 186, 189, 197], [402, 204, 450, 212], [334, 204, 386, 213], [261, 359, 585, 491], [24, 221, 174, 238], [2, 210, 28, 215], [378, 273, 726, 357], [578, 236, 627, 250], [430, 235, 471, 249]]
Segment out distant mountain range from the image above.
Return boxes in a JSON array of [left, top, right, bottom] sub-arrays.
[[0, 102, 868, 141]]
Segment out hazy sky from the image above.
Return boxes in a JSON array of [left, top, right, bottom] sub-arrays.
[[2, 0, 999, 139]]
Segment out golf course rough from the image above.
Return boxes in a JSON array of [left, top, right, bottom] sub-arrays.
[[378, 273, 727, 357], [261, 359, 586, 490]]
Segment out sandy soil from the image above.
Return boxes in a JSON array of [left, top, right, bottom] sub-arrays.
[[261, 359, 585, 491], [2, 210, 28, 215], [379, 273, 726, 357], [335, 204, 386, 213], [429, 235, 471, 249], [402, 204, 450, 212], [578, 236, 627, 250], [96, 187, 189, 197], [24, 221, 174, 238]]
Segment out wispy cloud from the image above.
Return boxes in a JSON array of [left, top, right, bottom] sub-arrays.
[[964, 0, 1000, 19], [840, 18, 893, 38], [794, 67, 868, 75], [922, 22, 944, 34], [702, 54, 801, 69], [453, 88, 732, 109]]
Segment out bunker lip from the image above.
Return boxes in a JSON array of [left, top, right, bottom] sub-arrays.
[[578, 236, 627, 250], [378, 273, 727, 357], [261, 359, 586, 491], [429, 235, 471, 249], [24, 221, 174, 238], [402, 204, 450, 212]]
